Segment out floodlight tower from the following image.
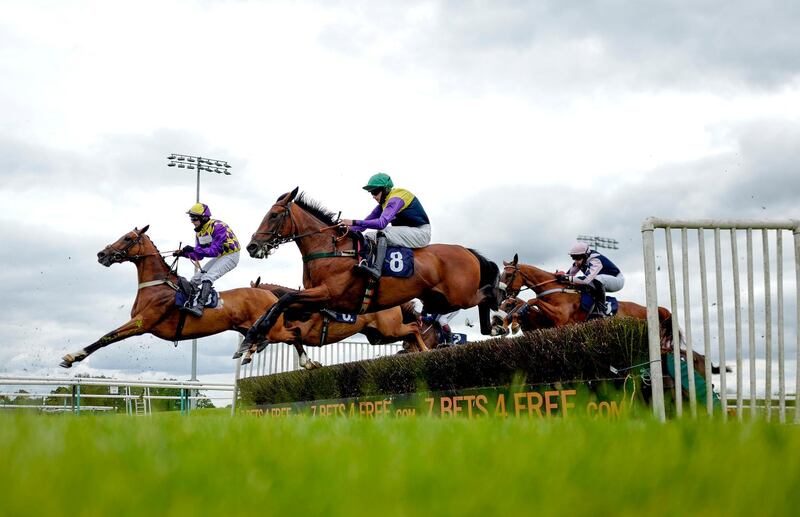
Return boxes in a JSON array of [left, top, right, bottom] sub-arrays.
[[576, 235, 619, 250], [166, 153, 232, 385]]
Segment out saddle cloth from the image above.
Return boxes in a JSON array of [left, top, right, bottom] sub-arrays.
[[174, 278, 221, 309], [320, 308, 358, 324], [354, 233, 415, 278], [580, 292, 618, 316]]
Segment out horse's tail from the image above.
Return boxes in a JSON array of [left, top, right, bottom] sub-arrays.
[[399, 301, 419, 324], [467, 248, 501, 310]]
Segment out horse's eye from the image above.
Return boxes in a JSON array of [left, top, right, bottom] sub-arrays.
[[124, 236, 132, 241], [269, 214, 277, 220]]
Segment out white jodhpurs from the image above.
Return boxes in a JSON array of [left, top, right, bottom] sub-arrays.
[[595, 273, 625, 293], [364, 224, 431, 248], [191, 252, 240, 285]]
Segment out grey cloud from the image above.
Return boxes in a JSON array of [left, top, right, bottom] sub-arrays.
[[319, 0, 800, 94]]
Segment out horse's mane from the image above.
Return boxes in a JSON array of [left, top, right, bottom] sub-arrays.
[[294, 193, 339, 226], [257, 282, 299, 297], [140, 232, 172, 272]]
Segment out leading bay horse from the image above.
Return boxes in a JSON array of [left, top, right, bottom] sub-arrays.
[[60, 226, 285, 368], [238, 188, 501, 356], [241, 280, 426, 368], [500, 254, 726, 374]]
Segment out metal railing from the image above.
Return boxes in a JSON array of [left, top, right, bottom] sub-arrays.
[[641, 218, 800, 422], [0, 376, 233, 415]]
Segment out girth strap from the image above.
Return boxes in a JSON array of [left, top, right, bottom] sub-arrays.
[[358, 277, 378, 314], [537, 287, 581, 297], [139, 279, 180, 291], [302, 250, 358, 263], [319, 314, 331, 347]]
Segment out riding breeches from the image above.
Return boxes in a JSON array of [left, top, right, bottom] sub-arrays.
[[594, 273, 625, 292], [191, 251, 240, 285], [364, 224, 432, 248]]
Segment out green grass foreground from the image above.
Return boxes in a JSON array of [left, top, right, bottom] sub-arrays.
[[2, 412, 799, 516]]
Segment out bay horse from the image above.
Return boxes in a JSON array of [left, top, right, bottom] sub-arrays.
[[496, 296, 552, 335], [500, 254, 726, 374], [238, 188, 501, 357], [60, 226, 283, 368], [241, 279, 426, 368]]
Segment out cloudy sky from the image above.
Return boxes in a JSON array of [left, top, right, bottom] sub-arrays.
[[1, 0, 798, 396]]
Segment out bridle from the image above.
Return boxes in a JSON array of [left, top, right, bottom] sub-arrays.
[[107, 229, 148, 262], [502, 264, 561, 297], [251, 201, 344, 256]]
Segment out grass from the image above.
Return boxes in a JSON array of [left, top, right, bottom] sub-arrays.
[[2, 411, 799, 516]]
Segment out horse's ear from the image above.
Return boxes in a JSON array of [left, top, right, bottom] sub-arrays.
[[512, 253, 518, 266], [289, 187, 299, 201], [141, 224, 150, 234]]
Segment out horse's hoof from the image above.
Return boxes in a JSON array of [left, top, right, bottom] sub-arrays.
[[59, 360, 72, 368], [242, 357, 251, 365], [256, 341, 269, 354], [232, 350, 243, 359]]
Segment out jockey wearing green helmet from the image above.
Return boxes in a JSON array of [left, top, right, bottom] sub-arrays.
[[173, 202, 241, 317], [340, 172, 431, 280]]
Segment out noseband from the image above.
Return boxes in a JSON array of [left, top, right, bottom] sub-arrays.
[[107, 230, 147, 262]]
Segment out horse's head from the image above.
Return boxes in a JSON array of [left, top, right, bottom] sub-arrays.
[[97, 225, 151, 267], [500, 253, 522, 297], [499, 295, 524, 314], [247, 187, 299, 259]]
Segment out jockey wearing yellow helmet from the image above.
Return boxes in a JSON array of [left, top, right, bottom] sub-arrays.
[[340, 172, 431, 279], [173, 203, 240, 317]]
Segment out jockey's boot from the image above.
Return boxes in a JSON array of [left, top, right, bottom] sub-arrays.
[[186, 280, 212, 317], [590, 280, 607, 316], [354, 231, 387, 280], [440, 323, 453, 344]]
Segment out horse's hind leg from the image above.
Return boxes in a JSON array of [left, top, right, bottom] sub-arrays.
[[60, 318, 148, 368]]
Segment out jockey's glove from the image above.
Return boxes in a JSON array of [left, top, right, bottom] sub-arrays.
[[556, 274, 571, 283], [182, 245, 195, 254]]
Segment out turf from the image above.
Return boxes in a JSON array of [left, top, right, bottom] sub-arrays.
[[2, 411, 799, 516]]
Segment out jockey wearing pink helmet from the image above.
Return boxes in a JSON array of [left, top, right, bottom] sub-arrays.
[[557, 242, 624, 314]]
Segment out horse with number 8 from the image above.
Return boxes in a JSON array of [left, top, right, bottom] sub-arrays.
[[237, 187, 502, 358]]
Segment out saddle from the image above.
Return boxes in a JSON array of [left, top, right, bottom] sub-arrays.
[[580, 291, 618, 320], [173, 277, 220, 309]]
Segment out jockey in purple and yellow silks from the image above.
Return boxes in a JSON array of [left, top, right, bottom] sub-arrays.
[[173, 203, 240, 317], [340, 172, 431, 280]]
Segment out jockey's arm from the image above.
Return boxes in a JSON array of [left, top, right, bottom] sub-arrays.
[[569, 257, 602, 285], [186, 222, 227, 260], [351, 198, 403, 231]]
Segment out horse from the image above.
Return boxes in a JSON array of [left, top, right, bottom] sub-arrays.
[[241, 279, 426, 368], [237, 188, 501, 357], [60, 226, 283, 368], [500, 253, 726, 374], [495, 296, 552, 335]]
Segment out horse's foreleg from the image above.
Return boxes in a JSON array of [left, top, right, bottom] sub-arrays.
[[237, 286, 332, 358], [412, 328, 429, 352], [60, 318, 148, 368]]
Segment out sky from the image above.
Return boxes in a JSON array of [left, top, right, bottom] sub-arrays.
[[1, 0, 799, 398]]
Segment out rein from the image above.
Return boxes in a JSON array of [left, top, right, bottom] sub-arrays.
[[252, 202, 346, 255]]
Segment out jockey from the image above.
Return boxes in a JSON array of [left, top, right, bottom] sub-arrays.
[[340, 172, 431, 280], [173, 203, 241, 317], [556, 242, 624, 314]]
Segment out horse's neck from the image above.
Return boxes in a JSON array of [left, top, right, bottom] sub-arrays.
[[520, 264, 556, 292], [292, 209, 352, 257], [134, 242, 172, 283]]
